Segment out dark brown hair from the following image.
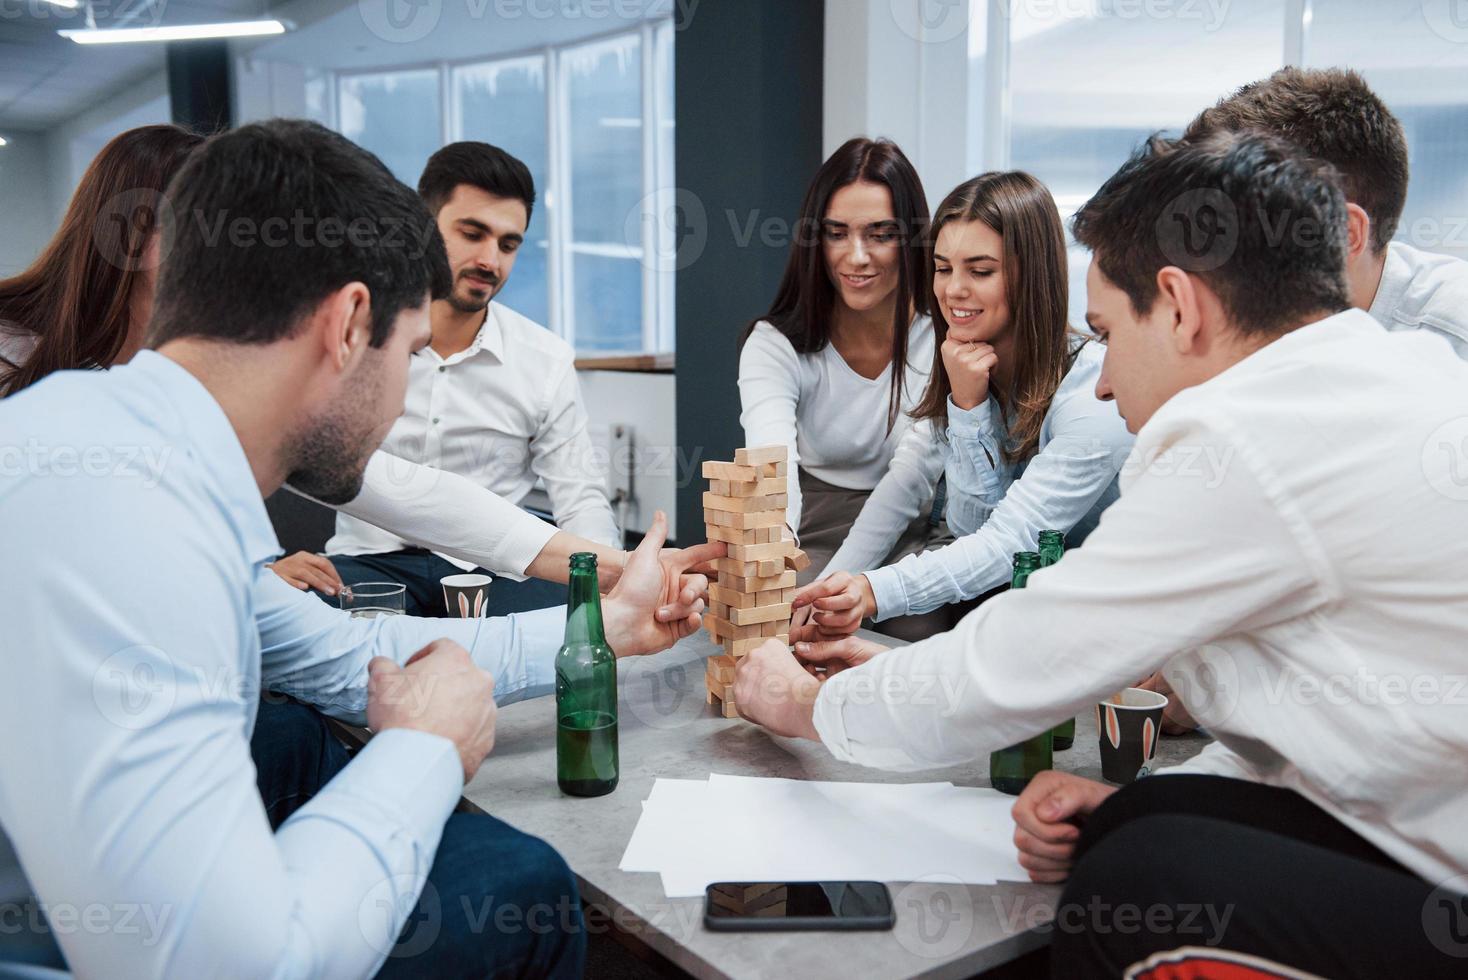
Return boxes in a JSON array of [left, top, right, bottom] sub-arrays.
[[1184, 67, 1407, 254], [0, 124, 204, 396], [419, 141, 535, 220], [1072, 132, 1349, 336], [912, 171, 1075, 464], [743, 137, 932, 431]]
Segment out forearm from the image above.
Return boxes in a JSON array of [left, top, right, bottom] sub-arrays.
[[525, 530, 628, 590]]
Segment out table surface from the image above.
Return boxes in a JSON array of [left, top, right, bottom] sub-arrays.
[[461, 630, 1208, 980]]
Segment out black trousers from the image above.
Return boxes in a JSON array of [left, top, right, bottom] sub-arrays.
[[1051, 774, 1465, 978]]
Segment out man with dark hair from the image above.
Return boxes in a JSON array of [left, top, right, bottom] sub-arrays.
[[732, 132, 1467, 977], [0, 119, 710, 977], [1185, 66, 1468, 357], [276, 140, 621, 617]]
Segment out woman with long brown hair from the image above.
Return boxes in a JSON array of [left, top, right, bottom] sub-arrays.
[[739, 138, 955, 637], [795, 171, 1132, 633], [0, 124, 204, 395]]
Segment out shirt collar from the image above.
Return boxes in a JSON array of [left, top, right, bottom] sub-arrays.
[[130, 351, 282, 566], [1368, 241, 1413, 328], [474, 303, 506, 362]]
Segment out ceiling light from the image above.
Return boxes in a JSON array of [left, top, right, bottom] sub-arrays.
[[40, 0, 81, 9], [59, 19, 288, 44]]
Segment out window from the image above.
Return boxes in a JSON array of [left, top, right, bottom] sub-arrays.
[[454, 57, 550, 326], [966, 1, 1468, 322], [338, 69, 441, 187], [331, 21, 675, 356], [1306, 0, 1468, 263]]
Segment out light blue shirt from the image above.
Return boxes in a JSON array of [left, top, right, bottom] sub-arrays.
[[866, 341, 1133, 619], [0, 352, 561, 978]]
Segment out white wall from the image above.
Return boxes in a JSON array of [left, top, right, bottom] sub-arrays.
[[823, 0, 975, 208], [43, 72, 169, 227], [575, 369, 679, 541]]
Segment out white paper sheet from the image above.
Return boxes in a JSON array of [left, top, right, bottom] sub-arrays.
[[621, 774, 1028, 898]]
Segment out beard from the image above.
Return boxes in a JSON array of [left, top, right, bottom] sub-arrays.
[[446, 270, 500, 314], [282, 364, 386, 506]]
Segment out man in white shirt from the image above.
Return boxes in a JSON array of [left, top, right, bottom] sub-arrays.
[[0, 120, 709, 978], [732, 132, 1467, 977], [275, 141, 620, 617], [1185, 66, 1468, 357]]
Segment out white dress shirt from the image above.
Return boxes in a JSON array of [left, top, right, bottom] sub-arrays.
[[738, 316, 939, 538], [1369, 240, 1468, 358], [0, 324, 565, 578], [0, 352, 564, 978], [858, 341, 1131, 616], [329, 301, 620, 569], [813, 310, 1468, 886]]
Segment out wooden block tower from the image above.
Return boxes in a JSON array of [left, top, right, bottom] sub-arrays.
[[700, 445, 811, 718]]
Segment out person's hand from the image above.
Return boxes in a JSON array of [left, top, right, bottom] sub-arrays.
[[1010, 771, 1116, 883], [268, 551, 344, 595], [791, 634, 889, 678], [732, 639, 823, 739], [1137, 670, 1198, 734], [366, 639, 498, 783], [941, 337, 998, 411], [602, 511, 723, 656], [790, 572, 875, 637]]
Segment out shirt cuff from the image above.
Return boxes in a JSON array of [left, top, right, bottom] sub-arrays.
[[947, 395, 999, 440], [813, 676, 858, 764], [499, 513, 560, 577], [865, 567, 910, 622], [310, 728, 463, 840]]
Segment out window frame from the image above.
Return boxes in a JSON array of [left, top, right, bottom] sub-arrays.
[[328, 18, 675, 358]]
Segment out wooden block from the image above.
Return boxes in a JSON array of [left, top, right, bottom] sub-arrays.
[[754, 587, 788, 605], [727, 634, 788, 655], [719, 697, 740, 719], [782, 587, 798, 602], [729, 602, 793, 626], [709, 584, 756, 609], [705, 674, 734, 703], [706, 687, 716, 705], [705, 507, 784, 530], [704, 614, 767, 640], [703, 491, 787, 513], [766, 461, 787, 477], [757, 559, 785, 577], [706, 654, 737, 683], [710, 599, 728, 620], [712, 557, 763, 578], [754, 526, 779, 543], [761, 621, 790, 637], [728, 540, 793, 562], [706, 524, 761, 546], [722, 476, 786, 498], [702, 461, 762, 481], [722, 570, 797, 592], [735, 445, 787, 466], [785, 548, 811, 572]]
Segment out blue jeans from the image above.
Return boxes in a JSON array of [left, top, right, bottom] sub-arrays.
[[252, 697, 587, 979], [321, 549, 568, 619]]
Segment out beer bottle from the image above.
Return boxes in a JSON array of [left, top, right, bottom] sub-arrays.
[[989, 552, 1052, 795], [1037, 530, 1075, 750], [556, 553, 619, 796]]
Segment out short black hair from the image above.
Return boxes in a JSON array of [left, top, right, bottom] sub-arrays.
[[149, 119, 450, 350], [1183, 67, 1408, 254], [1072, 131, 1350, 337], [418, 141, 536, 221]]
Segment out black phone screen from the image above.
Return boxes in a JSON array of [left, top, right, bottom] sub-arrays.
[[705, 881, 893, 921]]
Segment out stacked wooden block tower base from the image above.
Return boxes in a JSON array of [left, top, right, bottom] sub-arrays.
[[701, 445, 811, 718]]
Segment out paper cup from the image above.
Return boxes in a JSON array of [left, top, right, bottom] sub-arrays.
[[1096, 687, 1168, 784], [441, 573, 493, 618]]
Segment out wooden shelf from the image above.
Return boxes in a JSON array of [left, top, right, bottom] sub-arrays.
[[574, 352, 675, 373]]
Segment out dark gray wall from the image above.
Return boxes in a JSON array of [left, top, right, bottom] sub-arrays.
[[673, 0, 823, 542], [167, 40, 233, 134]]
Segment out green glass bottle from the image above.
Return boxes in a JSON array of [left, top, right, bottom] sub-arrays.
[[1037, 531, 1075, 750], [556, 553, 619, 797], [990, 552, 1052, 795]]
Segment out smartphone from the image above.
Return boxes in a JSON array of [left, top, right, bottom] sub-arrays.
[[703, 881, 895, 931]]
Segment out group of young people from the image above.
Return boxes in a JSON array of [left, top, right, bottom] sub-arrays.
[[0, 62, 1463, 978]]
